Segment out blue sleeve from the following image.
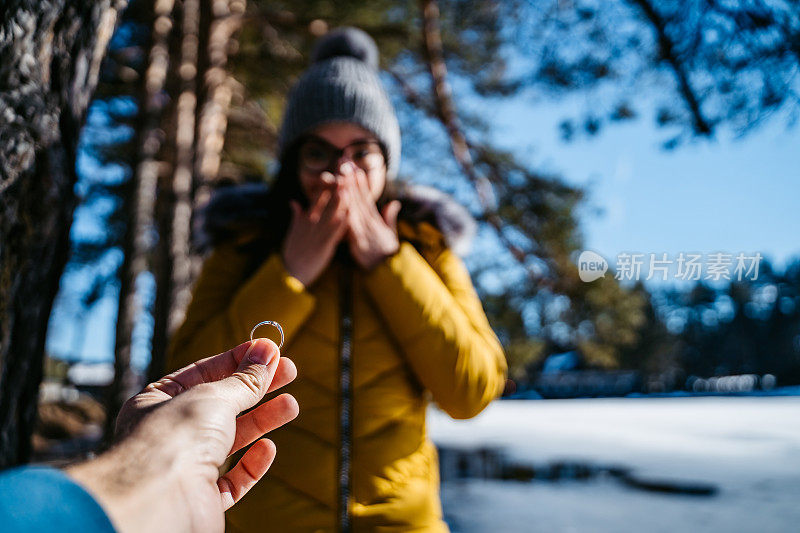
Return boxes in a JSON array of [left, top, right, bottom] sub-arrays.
[[0, 466, 116, 533]]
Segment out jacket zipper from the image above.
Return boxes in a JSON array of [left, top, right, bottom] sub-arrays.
[[337, 265, 353, 533]]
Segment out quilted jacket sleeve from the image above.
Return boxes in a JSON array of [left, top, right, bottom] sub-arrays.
[[166, 244, 316, 371], [363, 241, 507, 419]]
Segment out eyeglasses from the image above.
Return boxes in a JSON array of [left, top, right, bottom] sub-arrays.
[[298, 137, 385, 173]]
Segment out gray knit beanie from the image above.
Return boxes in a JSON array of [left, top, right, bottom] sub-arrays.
[[278, 27, 402, 178]]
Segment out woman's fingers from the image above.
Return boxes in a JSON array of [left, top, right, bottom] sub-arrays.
[[315, 189, 349, 249], [218, 438, 277, 510], [346, 198, 367, 244], [319, 187, 345, 225], [354, 167, 371, 198], [356, 170, 382, 216], [351, 171, 385, 225], [230, 393, 299, 454], [382, 200, 402, 232], [333, 215, 350, 242], [308, 189, 333, 222]]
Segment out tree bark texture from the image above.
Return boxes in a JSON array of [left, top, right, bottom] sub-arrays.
[[107, 0, 176, 433], [0, 0, 126, 468], [148, 0, 244, 382], [149, 0, 198, 384]]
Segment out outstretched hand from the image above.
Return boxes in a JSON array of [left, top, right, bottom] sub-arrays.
[[67, 339, 298, 533]]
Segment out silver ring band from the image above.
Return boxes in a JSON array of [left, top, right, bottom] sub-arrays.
[[250, 320, 284, 350]]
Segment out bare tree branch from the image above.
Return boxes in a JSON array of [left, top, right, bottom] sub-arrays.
[[628, 0, 713, 136], [418, 0, 550, 285]]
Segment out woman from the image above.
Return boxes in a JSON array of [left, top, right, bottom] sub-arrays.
[[167, 27, 506, 532]]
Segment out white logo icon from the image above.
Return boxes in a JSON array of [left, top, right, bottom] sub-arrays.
[[578, 251, 608, 282]]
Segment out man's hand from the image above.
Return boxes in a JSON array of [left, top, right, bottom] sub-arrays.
[[67, 339, 298, 533], [345, 169, 401, 270], [282, 187, 349, 286]]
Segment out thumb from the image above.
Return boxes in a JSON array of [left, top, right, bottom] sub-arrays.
[[217, 339, 281, 413], [382, 200, 401, 232]]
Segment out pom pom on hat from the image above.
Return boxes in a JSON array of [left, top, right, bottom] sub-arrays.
[[311, 27, 379, 70]]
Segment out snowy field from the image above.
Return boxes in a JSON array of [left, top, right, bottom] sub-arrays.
[[428, 397, 800, 532]]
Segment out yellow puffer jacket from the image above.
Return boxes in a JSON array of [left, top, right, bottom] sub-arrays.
[[167, 201, 507, 532]]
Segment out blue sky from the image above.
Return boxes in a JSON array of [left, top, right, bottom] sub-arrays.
[[487, 95, 800, 277]]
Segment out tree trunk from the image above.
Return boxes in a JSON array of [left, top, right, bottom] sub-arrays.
[[0, 0, 125, 468], [194, 0, 246, 200], [147, 0, 244, 382], [106, 0, 177, 437], [149, 0, 200, 383]]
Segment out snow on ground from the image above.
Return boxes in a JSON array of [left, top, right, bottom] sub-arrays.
[[428, 397, 800, 532]]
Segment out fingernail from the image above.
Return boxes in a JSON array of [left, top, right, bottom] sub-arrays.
[[247, 340, 273, 365]]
